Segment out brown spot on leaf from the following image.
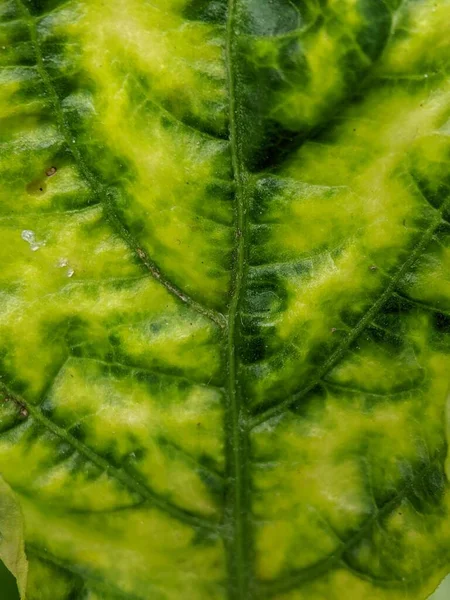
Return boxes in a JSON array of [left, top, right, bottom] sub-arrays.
[[45, 166, 57, 177]]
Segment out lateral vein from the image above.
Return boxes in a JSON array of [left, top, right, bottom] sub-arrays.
[[0, 381, 217, 532], [26, 544, 148, 600], [256, 448, 446, 597], [14, 0, 226, 330], [250, 195, 449, 428]]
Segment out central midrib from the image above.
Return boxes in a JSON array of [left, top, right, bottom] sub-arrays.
[[224, 0, 253, 598]]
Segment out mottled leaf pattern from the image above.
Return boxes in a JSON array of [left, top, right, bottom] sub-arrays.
[[0, 0, 450, 599]]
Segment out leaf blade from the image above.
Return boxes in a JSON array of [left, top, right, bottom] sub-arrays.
[[0, 475, 27, 598], [1, 0, 450, 598]]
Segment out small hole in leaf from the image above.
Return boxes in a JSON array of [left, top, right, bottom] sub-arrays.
[[26, 180, 46, 195]]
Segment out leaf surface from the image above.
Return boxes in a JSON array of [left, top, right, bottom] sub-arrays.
[[0, 475, 27, 598], [0, 0, 450, 598]]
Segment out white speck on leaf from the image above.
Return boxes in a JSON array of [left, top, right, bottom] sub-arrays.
[[21, 230, 45, 251], [21, 230, 34, 243], [57, 258, 74, 277]]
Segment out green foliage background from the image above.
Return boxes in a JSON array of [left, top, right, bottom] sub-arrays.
[[0, 559, 18, 600]]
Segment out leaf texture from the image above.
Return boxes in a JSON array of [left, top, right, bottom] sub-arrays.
[[0, 475, 27, 598], [0, 0, 450, 598]]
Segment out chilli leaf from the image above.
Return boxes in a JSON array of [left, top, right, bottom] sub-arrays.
[[0, 0, 450, 599], [0, 475, 27, 598]]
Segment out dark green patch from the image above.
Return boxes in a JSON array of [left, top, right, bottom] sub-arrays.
[[410, 169, 450, 211], [66, 422, 86, 442], [184, 0, 228, 24], [240, 271, 289, 365], [434, 312, 450, 334], [356, 0, 392, 61], [0, 558, 19, 600], [235, 0, 303, 37], [23, 0, 67, 16]]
